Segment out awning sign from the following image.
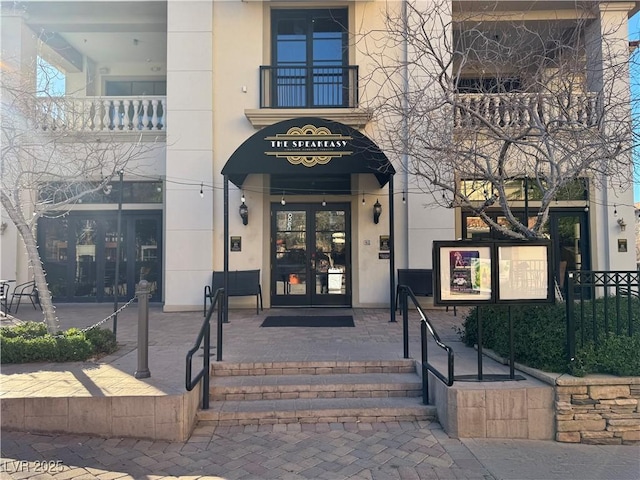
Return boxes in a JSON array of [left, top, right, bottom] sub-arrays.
[[265, 124, 353, 167]]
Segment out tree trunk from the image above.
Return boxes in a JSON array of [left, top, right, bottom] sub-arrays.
[[0, 192, 59, 333]]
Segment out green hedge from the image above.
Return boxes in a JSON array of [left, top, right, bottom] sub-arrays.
[[0, 322, 118, 364], [459, 297, 640, 376]]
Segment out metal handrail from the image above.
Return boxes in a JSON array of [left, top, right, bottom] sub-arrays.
[[186, 287, 225, 409], [398, 285, 454, 405]]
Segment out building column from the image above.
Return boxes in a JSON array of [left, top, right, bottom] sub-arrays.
[[164, 1, 214, 311]]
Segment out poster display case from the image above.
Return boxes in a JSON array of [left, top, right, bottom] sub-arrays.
[[433, 240, 553, 306]]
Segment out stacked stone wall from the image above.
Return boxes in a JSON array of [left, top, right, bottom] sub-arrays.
[[555, 379, 640, 444]]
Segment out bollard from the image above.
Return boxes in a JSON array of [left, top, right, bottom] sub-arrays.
[[134, 280, 151, 379]]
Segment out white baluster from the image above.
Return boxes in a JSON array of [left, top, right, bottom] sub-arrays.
[[113, 100, 123, 130], [123, 100, 132, 130], [151, 99, 159, 130], [132, 100, 141, 130], [103, 100, 111, 130], [141, 99, 150, 129], [160, 99, 166, 130], [92, 99, 100, 131]]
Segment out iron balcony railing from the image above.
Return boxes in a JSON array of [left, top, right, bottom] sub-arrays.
[[454, 92, 599, 130], [260, 65, 359, 109], [33, 96, 166, 133]]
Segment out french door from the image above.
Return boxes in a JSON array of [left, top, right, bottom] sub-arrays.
[[271, 203, 351, 307]]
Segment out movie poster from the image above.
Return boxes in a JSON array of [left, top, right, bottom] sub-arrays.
[[449, 250, 480, 295]]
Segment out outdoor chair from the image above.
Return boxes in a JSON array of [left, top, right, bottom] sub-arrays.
[[9, 280, 41, 314]]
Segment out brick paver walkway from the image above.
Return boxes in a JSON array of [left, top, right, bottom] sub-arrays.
[[3, 421, 639, 480]]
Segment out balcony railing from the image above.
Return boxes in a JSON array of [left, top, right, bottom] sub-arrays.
[[453, 93, 599, 130], [260, 65, 359, 109], [33, 96, 166, 133]]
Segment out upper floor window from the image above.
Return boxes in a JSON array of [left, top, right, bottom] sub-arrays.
[[105, 81, 166, 96], [269, 8, 350, 108]]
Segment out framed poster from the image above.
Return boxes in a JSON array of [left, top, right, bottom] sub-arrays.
[[433, 241, 494, 305], [496, 241, 553, 303]]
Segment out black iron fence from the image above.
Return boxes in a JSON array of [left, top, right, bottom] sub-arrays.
[[565, 271, 640, 363], [259, 65, 359, 109]]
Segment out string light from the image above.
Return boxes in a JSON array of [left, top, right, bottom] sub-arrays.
[[613, 204, 617, 217], [241, 191, 245, 203], [321, 194, 326, 207], [281, 191, 286, 206], [199, 183, 204, 198], [402, 191, 406, 204], [362, 192, 365, 205]]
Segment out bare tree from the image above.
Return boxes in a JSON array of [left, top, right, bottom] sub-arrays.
[[1, 57, 161, 333], [360, 1, 636, 239]]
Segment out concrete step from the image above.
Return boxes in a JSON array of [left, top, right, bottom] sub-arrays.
[[210, 372, 422, 401], [196, 396, 436, 426], [210, 359, 416, 377]]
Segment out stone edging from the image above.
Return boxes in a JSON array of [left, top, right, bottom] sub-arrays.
[[478, 348, 640, 444]]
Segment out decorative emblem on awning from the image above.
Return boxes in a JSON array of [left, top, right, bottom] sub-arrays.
[[265, 124, 353, 167]]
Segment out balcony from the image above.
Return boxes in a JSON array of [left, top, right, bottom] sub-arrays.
[[259, 65, 359, 109], [453, 93, 599, 130], [33, 96, 166, 133]]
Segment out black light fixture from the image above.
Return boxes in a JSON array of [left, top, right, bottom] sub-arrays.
[[373, 199, 382, 224], [239, 199, 249, 226]]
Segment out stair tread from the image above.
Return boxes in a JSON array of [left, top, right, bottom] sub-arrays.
[[202, 396, 433, 414], [211, 359, 415, 370], [211, 372, 421, 389], [197, 397, 436, 422]]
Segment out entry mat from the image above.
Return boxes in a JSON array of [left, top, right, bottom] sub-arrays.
[[260, 315, 354, 327]]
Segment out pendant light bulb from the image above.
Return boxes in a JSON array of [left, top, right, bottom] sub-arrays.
[[281, 192, 286, 206], [199, 183, 204, 198]]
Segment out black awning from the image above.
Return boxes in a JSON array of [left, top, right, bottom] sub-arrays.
[[222, 117, 395, 188]]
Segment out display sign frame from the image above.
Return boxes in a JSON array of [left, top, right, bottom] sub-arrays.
[[495, 241, 554, 304], [433, 239, 554, 306], [433, 241, 495, 306]]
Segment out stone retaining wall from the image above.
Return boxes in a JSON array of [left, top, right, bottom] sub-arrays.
[[555, 376, 640, 444]]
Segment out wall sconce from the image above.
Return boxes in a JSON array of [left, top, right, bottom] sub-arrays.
[[373, 199, 382, 224], [617, 217, 626, 232], [239, 201, 249, 225]]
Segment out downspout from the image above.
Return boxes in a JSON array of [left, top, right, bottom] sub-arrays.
[[223, 175, 229, 323], [401, 0, 409, 268], [389, 176, 396, 322]]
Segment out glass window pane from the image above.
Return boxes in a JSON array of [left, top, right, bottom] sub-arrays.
[[75, 220, 97, 297]]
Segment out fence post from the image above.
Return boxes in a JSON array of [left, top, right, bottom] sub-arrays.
[[566, 272, 575, 365], [134, 280, 151, 379]]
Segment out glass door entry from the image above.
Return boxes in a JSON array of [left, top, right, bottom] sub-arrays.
[[271, 203, 351, 307]]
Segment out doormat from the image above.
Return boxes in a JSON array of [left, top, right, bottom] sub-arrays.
[[260, 315, 354, 327]]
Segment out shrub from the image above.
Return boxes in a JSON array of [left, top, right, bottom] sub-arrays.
[[84, 327, 118, 355], [460, 298, 640, 376], [0, 322, 117, 364]]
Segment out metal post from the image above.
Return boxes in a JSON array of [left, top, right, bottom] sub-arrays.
[[134, 280, 151, 379], [402, 288, 409, 359], [389, 176, 396, 322], [421, 321, 428, 405], [508, 306, 515, 379], [113, 170, 124, 336], [477, 306, 483, 381], [223, 176, 229, 324]]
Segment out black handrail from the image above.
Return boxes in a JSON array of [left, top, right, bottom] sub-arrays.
[[398, 285, 454, 405], [186, 287, 225, 409]]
